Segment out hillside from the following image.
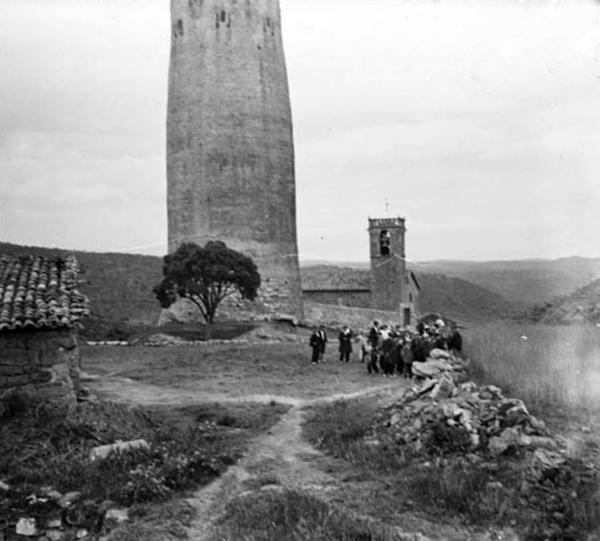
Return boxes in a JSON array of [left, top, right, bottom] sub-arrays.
[[412, 257, 600, 307], [531, 278, 600, 324], [0, 242, 163, 337], [300, 266, 518, 323]]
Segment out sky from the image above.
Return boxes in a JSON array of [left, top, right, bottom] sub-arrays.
[[1, 0, 599, 263]]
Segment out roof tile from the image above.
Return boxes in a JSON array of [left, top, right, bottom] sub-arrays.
[[0, 254, 90, 332]]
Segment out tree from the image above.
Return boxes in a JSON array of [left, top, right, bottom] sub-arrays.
[[153, 241, 261, 328]]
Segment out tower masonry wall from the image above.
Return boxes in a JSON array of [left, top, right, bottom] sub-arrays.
[[167, 0, 303, 318], [369, 218, 407, 311]]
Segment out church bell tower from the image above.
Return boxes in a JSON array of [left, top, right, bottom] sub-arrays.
[[368, 217, 417, 325]]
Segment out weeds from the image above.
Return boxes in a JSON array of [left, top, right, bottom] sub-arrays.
[[211, 488, 397, 541], [465, 322, 600, 412], [303, 397, 600, 541], [0, 399, 288, 538]]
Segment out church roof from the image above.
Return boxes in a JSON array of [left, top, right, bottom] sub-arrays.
[[0, 254, 90, 332]]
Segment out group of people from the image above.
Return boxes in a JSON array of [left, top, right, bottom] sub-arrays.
[[308, 318, 463, 379], [308, 323, 355, 365]]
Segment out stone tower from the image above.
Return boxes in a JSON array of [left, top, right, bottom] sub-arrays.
[[368, 217, 418, 325], [167, 0, 303, 318]]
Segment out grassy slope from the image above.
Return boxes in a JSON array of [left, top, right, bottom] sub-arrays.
[[84, 342, 378, 401], [0, 241, 163, 333], [532, 278, 600, 324], [5, 241, 598, 329], [413, 257, 600, 306]]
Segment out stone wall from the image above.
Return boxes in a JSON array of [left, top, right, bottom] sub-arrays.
[[0, 328, 81, 410], [304, 301, 415, 333], [158, 276, 301, 325], [302, 289, 371, 309]]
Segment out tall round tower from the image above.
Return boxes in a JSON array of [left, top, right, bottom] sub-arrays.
[[167, 0, 303, 318]]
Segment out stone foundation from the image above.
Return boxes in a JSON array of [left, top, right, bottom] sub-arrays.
[[0, 328, 81, 410], [304, 302, 417, 333], [158, 276, 300, 325]]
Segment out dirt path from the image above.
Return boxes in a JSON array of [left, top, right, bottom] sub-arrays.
[[185, 385, 421, 541], [88, 372, 409, 538]]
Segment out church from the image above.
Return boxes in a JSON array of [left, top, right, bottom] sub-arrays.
[[302, 217, 420, 327]]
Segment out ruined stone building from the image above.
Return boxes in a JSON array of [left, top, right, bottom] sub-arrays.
[[303, 217, 420, 327], [167, 0, 303, 319], [0, 255, 89, 412]]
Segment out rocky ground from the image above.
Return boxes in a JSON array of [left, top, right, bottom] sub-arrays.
[[3, 339, 600, 540]]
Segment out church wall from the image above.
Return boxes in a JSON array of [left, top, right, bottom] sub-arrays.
[[302, 289, 371, 308]]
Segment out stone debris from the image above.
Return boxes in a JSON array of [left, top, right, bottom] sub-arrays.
[[57, 491, 82, 509], [16, 518, 38, 537], [372, 350, 564, 472], [141, 333, 189, 347], [104, 508, 129, 528], [89, 439, 150, 461], [45, 529, 65, 541], [0, 480, 9, 492]]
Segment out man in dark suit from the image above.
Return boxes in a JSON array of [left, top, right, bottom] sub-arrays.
[[338, 325, 353, 362], [318, 325, 328, 362], [309, 327, 321, 364]]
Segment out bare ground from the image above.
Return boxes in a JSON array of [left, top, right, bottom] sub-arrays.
[[85, 345, 508, 541]]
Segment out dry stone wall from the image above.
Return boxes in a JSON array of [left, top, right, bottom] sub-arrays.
[[304, 302, 410, 332], [0, 329, 81, 410]]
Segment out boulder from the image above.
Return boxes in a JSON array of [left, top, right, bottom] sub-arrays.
[[430, 375, 456, 400], [90, 439, 150, 461], [412, 358, 453, 378], [428, 348, 450, 360], [104, 508, 129, 529], [58, 491, 82, 509], [45, 530, 65, 541], [16, 518, 38, 537], [488, 427, 524, 455]]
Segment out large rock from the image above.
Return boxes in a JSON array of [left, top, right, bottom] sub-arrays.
[[90, 439, 150, 461], [412, 358, 453, 378], [430, 375, 456, 400]]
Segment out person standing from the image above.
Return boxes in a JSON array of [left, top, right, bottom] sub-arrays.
[[448, 324, 463, 355], [368, 321, 380, 350], [309, 327, 321, 364], [401, 335, 414, 378], [338, 325, 353, 363], [318, 325, 328, 362]]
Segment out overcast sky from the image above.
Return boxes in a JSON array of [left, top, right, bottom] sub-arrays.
[[1, 0, 599, 262]]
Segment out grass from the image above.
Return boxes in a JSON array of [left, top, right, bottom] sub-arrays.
[[303, 398, 600, 541], [209, 488, 399, 541], [464, 322, 600, 413], [83, 342, 381, 400], [0, 398, 288, 540], [104, 499, 196, 541]]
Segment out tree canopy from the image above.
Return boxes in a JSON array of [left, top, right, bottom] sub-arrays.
[[153, 241, 261, 324]]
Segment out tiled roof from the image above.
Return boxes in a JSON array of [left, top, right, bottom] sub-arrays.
[[0, 254, 90, 332]]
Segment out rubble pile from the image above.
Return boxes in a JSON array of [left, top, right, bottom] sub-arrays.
[[374, 348, 575, 480], [370, 349, 600, 539], [0, 483, 128, 540]]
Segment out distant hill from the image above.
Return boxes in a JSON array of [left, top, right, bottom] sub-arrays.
[[0, 242, 163, 337], [300, 265, 517, 323], [530, 278, 600, 324], [409, 257, 600, 307], [302, 257, 600, 307], [2, 241, 590, 331]]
